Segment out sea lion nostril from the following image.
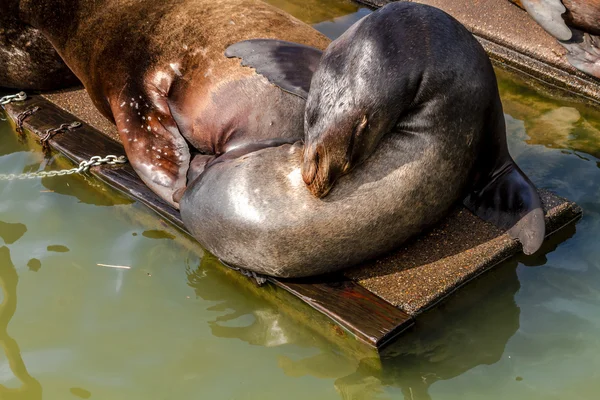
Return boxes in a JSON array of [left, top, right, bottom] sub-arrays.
[[301, 147, 318, 186], [302, 143, 336, 198]]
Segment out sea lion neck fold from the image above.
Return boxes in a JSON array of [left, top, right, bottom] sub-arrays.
[[302, 7, 452, 197]]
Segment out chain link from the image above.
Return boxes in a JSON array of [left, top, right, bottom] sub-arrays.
[[16, 106, 40, 133], [0, 155, 127, 181], [1, 91, 128, 181], [0, 92, 27, 105], [41, 121, 82, 145]]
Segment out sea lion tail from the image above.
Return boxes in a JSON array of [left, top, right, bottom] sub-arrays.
[[463, 159, 545, 255]]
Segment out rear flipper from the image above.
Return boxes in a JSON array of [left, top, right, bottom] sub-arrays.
[[561, 29, 600, 79], [463, 160, 546, 255], [521, 0, 600, 79]]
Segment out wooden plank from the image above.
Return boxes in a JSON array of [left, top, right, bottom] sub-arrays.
[[275, 278, 413, 348], [2, 95, 414, 351]]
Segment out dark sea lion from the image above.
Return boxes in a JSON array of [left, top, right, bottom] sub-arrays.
[[0, 5, 79, 90], [181, 2, 545, 278], [10, 0, 329, 207], [511, 0, 600, 78]]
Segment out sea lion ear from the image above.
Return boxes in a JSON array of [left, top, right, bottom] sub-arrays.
[[463, 160, 546, 255], [225, 39, 323, 99], [520, 0, 572, 41]]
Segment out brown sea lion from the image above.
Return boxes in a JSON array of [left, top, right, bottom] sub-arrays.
[[510, 0, 600, 78], [181, 2, 545, 277], [0, 4, 79, 90], [10, 0, 329, 207]]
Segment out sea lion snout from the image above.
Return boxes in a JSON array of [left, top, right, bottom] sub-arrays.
[[301, 143, 333, 198], [302, 114, 370, 198]]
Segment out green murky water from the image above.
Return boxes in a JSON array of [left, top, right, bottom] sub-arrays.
[[2, 1, 600, 399]]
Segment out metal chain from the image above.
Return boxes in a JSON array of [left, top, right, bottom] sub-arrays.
[[41, 121, 82, 145], [1, 91, 128, 181], [16, 106, 40, 133], [0, 92, 27, 105], [0, 155, 127, 181]]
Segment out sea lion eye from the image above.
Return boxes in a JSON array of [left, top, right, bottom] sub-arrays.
[[306, 111, 318, 128], [346, 115, 368, 166], [355, 115, 368, 138]]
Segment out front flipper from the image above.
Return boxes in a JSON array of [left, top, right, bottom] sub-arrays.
[[561, 29, 600, 79], [521, 0, 572, 41], [225, 39, 323, 99], [110, 94, 190, 209], [463, 161, 545, 255]]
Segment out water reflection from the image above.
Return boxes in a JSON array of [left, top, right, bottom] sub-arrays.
[[313, 8, 371, 39], [142, 230, 176, 240], [0, 221, 27, 245], [186, 253, 373, 386], [26, 259, 41, 273], [184, 224, 574, 400], [0, 115, 131, 207], [373, 225, 577, 400], [187, 254, 291, 346], [497, 69, 600, 164], [188, 250, 521, 400], [39, 156, 133, 207], [0, 246, 42, 399], [0, 123, 29, 157]]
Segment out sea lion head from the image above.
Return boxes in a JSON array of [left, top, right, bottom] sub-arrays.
[[301, 22, 401, 198]]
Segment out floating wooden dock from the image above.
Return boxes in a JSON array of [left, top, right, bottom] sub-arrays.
[[1, 90, 582, 362]]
